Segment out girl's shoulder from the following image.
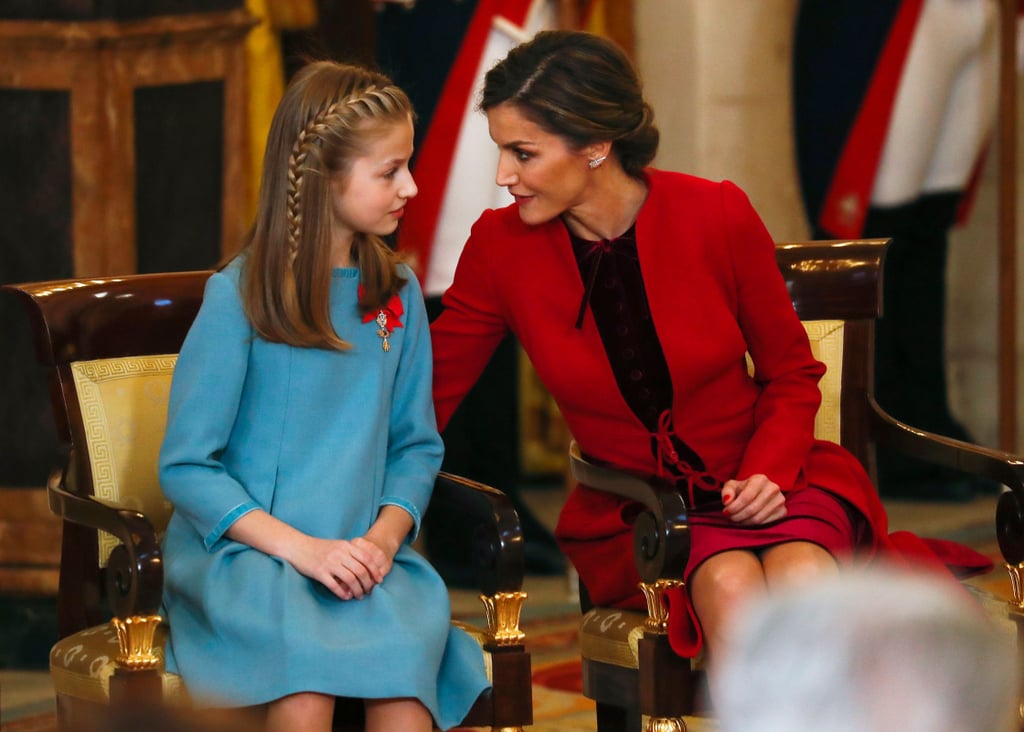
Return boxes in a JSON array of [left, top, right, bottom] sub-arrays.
[[395, 262, 423, 295], [199, 258, 246, 317], [218, 256, 245, 283], [395, 260, 416, 281]]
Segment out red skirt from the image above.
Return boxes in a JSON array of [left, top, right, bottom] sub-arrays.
[[556, 483, 860, 658], [686, 485, 860, 576]]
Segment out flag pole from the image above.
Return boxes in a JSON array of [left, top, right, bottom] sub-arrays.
[[998, 0, 1018, 451]]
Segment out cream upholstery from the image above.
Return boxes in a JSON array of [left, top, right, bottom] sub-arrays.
[[803, 320, 844, 445], [71, 356, 177, 566], [52, 355, 181, 703]]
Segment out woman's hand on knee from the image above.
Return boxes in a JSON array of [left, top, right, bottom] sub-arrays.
[[721, 474, 787, 525]]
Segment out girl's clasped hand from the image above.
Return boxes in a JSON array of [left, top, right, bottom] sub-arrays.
[[291, 535, 391, 600]]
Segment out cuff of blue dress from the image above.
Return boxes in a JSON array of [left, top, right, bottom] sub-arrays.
[[380, 497, 422, 542], [203, 501, 260, 551]]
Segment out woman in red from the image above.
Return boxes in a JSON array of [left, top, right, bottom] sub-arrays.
[[429, 30, 988, 663]]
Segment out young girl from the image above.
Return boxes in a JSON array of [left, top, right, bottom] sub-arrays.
[[159, 61, 489, 732]]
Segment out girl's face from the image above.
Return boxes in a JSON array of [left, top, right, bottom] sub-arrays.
[[330, 115, 417, 262], [487, 102, 592, 226]]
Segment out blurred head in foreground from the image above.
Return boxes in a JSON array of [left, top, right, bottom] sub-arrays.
[[712, 566, 1019, 732]]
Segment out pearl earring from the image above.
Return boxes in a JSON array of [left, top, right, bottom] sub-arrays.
[[588, 155, 607, 170]]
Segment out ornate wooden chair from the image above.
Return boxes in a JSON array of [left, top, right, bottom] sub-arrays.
[[570, 238, 1024, 732], [3, 271, 533, 732]]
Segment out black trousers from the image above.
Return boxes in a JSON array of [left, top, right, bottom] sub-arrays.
[[833, 192, 976, 496]]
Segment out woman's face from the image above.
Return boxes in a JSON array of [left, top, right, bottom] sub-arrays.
[[487, 102, 592, 226], [329, 115, 417, 261]]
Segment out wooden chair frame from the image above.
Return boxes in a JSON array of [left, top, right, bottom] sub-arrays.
[[4, 271, 533, 731], [570, 238, 1024, 732]]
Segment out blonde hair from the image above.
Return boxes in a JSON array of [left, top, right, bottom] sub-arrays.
[[241, 61, 413, 350]]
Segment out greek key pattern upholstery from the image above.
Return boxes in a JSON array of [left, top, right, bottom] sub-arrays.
[[744, 320, 844, 445], [70, 355, 178, 566], [803, 320, 845, 444]]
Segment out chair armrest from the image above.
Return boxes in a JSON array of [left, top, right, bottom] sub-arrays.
[[868, 397, 1024, 563], [47, 458, 163, 619], [868, 397, 1024, 489], [434, 471, 525, 597], [568, 441, 690, 583]]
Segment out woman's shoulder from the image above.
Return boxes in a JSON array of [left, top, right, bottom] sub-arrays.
[[462, 205, 561, 266], [645, 169, 756, 218], [646, 168, 748, 198], [472, 202, 552, 236]]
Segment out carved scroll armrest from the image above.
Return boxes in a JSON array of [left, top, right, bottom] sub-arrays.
[[46, 459, 164, 620], [434, 472, 528, 653], [568, 441, 690, 585], [434, 471, 525, 596]]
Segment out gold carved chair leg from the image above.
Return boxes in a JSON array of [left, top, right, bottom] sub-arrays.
[[108, 614, 163, 707], [639, 579, 689, 732], [481, 590, 531, 732], [1004, 563, 1024, 730]]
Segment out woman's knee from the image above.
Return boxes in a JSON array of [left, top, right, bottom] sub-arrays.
[[761, 541, 838, 590], [691, 551, 766, 609]]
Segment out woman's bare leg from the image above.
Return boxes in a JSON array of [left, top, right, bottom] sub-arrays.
[[761, 541, 838, 591], [689, 549, 767, 662], [365, 697, 433, 732], [265, 692, 334, 732]]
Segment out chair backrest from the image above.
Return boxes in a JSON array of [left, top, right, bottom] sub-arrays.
[[775, 239, 888, 476], [5, 271, 211, 629]]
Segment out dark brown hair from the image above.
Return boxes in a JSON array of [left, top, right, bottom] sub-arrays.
[[241, 61, 412, 350], [481, 30, 658, 179]]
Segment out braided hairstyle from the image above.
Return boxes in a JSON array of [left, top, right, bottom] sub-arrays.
[[242, 61, 413, 350], [481, 30, 658, 179]]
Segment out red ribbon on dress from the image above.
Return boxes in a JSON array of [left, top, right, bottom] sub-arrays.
[[653, 409, 721, 510], [358, 286, 404, 329]]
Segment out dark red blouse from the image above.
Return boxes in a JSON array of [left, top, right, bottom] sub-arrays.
[[567, 223, 722, 510]]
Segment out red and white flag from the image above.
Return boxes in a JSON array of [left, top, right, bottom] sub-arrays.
[[399, 0, 558, 296]]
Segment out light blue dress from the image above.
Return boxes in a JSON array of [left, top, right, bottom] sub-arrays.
[[158, 261, 489, 728]]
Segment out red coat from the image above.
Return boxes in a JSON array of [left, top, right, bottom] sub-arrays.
[[431, 169, 989, 655]]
